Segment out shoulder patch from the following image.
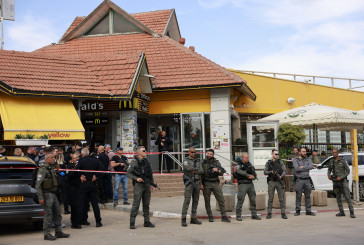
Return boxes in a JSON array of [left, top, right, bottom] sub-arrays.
[[183, 161, 188, 165], [37, 174, 43, 181]]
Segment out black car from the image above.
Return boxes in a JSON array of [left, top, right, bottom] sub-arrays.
[[0, 156, 44, 229]]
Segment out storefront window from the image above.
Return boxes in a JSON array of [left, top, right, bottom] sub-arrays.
[[204, 114, 211, 149], [182, 113, 203, 149], [252, 126, 275, 147]]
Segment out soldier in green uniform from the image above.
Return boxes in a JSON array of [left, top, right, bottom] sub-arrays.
[[309, 150, 321, 165], [327, 149, 355, 218], [35, 153, 70, 241], [127, 146, 155, 229], [264, 149, 287, 219], [287, 147, 299, 192], [181, 147, 203, 227], [202, 149, 230, 223], [234, 152, 261, 221]]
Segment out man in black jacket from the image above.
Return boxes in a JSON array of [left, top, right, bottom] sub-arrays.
[[155, 131, 173, 173], [95, 145, 110, 204], [74, 148, 105, 228]]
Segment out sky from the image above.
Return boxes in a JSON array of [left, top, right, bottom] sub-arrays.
[[2, 0, 364, 90]]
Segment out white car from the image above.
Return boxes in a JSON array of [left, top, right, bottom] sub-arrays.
[[310, 152, 364, 200]]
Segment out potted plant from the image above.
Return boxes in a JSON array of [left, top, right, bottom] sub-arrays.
[[15, 134, 49, 146]]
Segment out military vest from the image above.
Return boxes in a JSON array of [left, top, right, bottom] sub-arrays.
[[235, 161, 255, 183], [267, 160, 283, 182], [41, 166, 58, 191]]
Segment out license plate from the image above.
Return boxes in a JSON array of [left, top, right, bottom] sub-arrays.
[[0, 196, 24, 203]]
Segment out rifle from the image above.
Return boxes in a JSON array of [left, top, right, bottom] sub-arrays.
[[267, 160, 284, 186], [133, 169, 161, 190], [235, 159, 257, 180], [208, 161, 227, 174], [164, 152, 199, 191]]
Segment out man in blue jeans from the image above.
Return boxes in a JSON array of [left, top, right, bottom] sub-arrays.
[[111, 147, 130, 206]]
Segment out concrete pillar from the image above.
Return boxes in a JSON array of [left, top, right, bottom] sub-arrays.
[[120, 110, 138, 153], [210, 88, 232, 178]]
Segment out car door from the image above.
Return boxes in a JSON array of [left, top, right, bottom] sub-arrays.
[[310, 157, 333, 191]]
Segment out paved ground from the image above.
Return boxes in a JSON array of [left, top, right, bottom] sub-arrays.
[[0, 208, 363, 245]]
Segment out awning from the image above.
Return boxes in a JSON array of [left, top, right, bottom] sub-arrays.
[[0, 94, 84, 140]]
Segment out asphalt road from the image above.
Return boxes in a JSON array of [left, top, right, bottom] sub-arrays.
[[1, 209, 363, 245]]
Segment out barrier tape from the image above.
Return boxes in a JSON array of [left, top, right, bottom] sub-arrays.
[[1, 166, 362, 177]]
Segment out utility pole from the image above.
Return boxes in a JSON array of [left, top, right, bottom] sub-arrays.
[[1, 0, 4, 50]]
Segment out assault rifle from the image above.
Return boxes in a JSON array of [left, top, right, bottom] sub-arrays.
[[208, 161, 227, 174], [267, 161, 284, 186], [164, 152, 199, 191], [133, 169, 160, 190]]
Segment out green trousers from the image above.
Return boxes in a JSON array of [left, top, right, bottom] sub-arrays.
[[236, 183, 257, 217], [334, 179, 354, 212], [130, 183, 151, 223], [203, 181, 226, 217], [267, 180, 285, 213], [181, 181, 200, 219], [43, 192, 62, 236]]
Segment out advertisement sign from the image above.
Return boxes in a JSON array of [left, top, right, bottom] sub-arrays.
[[1, 0, 15, 21]]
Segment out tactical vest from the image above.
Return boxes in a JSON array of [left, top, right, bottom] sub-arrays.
[[41, 166, 58, 191], [135, 157, 153, 179], [235, 162, 255, 183], [202, 158, 220, 182], [267, 160, 283, 182]]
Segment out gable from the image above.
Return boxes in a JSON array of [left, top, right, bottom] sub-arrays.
[[60, 0, 157, 43], [84, 10, 143, 36]]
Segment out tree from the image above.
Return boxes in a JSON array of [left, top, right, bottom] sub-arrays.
[[277, 123, 306, 145]]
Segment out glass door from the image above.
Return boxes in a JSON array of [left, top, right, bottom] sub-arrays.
[[247, 121, 279, 168], [181, 113, 206, 162]]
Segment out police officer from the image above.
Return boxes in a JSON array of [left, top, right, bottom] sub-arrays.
[[327, 149, 355, 218], [202, 149, 230, 223], [234, 152, 261, 221], [310, 150, 321, 165], [74, 148, 105, 228], [155, 131, 173, 173], [127, 146, 155, 229], [35, 153, 70, 241], [181, 147, 203, 227], [264, 149, 287, 219], [293, 147, 315, 216]]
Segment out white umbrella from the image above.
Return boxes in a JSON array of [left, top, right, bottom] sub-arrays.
[[258, 103, 364, 131]]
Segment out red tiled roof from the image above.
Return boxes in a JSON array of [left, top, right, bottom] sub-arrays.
[[62, 16, 86, 40], [132, 9, 173, 34], [61, 9, 173, 40], [0, 50, 143, 97], [35, 34, 246, 90]]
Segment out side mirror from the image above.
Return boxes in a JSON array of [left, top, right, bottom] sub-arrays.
[[317, 165, 322, 169]]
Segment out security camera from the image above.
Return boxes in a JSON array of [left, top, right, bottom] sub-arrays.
[[287, 97, 296, 104]]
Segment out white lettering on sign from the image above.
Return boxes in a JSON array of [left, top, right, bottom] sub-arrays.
[[81, 102, 104, 111]]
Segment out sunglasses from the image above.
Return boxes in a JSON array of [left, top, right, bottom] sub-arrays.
[[142, 150, 146, 152], [190, 152, 196, 153], [274, 154, 279, 156]]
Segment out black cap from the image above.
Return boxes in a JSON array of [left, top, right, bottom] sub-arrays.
[[116, 147, 123, 151]]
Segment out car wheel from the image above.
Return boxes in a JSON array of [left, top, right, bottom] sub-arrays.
[[33, 221, 43, 230], [359, 180, 364, 201]]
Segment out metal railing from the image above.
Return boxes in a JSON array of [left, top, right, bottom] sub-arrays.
[[238, 70, 364, 90]]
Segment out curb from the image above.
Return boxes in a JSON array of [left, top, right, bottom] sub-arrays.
[[100, 203, 364, 219]]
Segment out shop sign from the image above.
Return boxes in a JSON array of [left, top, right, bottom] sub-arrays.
[[137, 93, 150, 113], [84, 118, 108, 125]]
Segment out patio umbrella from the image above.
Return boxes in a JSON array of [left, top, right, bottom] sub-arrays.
[[258, 103, 364, 131]]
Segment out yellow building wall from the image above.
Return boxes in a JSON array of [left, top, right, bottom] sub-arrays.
[[231, 70, 364, 114], [149, 90, 211, 114]]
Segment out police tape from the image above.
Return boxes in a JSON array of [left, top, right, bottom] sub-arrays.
[[1, 166, 362, 177]]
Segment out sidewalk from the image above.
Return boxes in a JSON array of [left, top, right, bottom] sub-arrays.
[[100, 191, 363, 219]]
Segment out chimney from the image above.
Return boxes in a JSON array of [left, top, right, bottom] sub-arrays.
[[189, 46, 195, 52], [179, 38, 186, 45]]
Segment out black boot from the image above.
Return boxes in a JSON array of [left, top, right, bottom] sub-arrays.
[[130, 222, 135, 229], [336, 209, 345, 217], [266, 213, 272, 219], [144, 221, 155, 228], [350, 211, 356, 218], [55, 231, 70, 238], [190, 218, 202, 225], [221, 216, 230, 222], [181, 218, 187, 227], [208, 216, 214, 222], [44, 234, 57, 241], [281, 213, 288, 219]]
